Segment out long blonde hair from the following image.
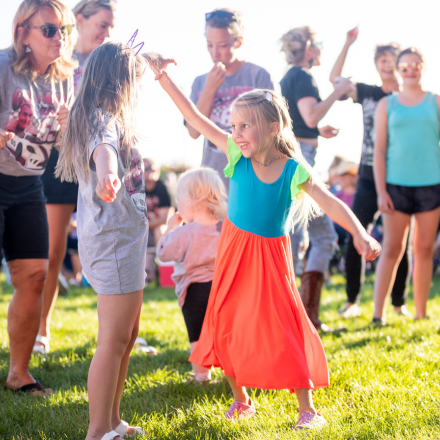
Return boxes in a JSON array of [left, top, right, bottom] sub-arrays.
[[280, 26, 316, 66], [9, 0, 78, 81], [231, 89, 322, 230], [177, 168, 228, 221], [56, 42, 147, 183]]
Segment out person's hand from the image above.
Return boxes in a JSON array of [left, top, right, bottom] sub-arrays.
[[377, 191, 394, 213], [57, 104, 69, 135], [204, 62, 226, 93], [346, 27, 359, 46], [0, 128, 14, 149], [167, 212, 183, 230], [319, 125, 339, 139], [95, 173, 121, 203], [143, 52, 177, 79], [353, 231, 381, 261], [334, 77, 356, 99]]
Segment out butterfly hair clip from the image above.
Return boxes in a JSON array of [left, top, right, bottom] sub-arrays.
[[127, 29, 145, 55]]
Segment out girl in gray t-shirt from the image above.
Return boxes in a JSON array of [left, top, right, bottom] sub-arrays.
[[157, 168, 227, 383], [56, 43, 174, 440]]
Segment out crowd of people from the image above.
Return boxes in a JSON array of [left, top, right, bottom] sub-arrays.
[[0, 0, 439, 438]]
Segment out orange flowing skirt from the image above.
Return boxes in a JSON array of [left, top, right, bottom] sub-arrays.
[[189, 217, 329, 391]]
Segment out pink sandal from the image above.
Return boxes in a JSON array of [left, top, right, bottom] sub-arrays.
[[292, 411, 326, 430], [224, 397, 256, 420]]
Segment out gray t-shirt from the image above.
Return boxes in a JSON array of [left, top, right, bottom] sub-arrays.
[[75, 120, 148, 295], [190, 62, 274, 191], [157, 221, 223, 307], [73, 50, 89, 93], [0, 51, 74, 177]]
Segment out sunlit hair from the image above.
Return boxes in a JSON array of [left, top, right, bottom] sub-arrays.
[[177, 168, 228, 221], [56, 42, 147, 183], [8, 0, 78, 81], [231, 89, 322, 231], [374, 42, 400, 63], [397, 47, 424, 64], [205, 8, 244, 41], [73, 0, 117, 18], [280, 26, 317, 66]]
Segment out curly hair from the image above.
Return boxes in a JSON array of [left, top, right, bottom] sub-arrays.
[[280, 26, 317, 65]]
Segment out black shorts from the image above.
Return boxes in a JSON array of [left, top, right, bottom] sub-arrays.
[[0, 173, 49, 261], [41, 149, 78, 205], [181, 281, 212, 343], [387, 183, 440, 215]]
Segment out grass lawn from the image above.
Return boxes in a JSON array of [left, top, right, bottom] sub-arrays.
[[1, 274, 440, 439]]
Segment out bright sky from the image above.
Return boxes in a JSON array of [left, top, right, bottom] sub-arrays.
[[2, 0, 440, 177]]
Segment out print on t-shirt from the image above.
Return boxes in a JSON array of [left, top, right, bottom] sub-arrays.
[[4, 87, 62, 171], [202, 85, 253, 150], [359, 97, 378, 168]]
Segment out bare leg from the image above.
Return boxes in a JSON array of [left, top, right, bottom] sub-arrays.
[[294, 388, 317, 415], [86, 290, 143, 440], [111, 309, 142, 435], [36, 204, 75, 347], [70, 254, 82, 282], [412, 207, 440, 319], [190, 341, 210, 375], [373, 211, 410, 320], [225, 376, 249, 404], [6, 259, 48, 391]]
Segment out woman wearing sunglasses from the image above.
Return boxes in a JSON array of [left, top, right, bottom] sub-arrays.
[[186, 8, 274, 192], [280, 26, 353, 332], [373, 47, 440, 324], [36, 0, 116, 356], [329, 28, 412, 321], [0, 0, 76, 395]]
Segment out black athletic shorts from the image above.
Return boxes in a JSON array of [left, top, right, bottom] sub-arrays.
[[0, 173, 49, 261], [181, 281, 212, 343], [387, 183, 440, 215], [41, 149, 78, 205]]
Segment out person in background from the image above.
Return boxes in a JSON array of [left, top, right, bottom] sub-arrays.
[[36, 0, 116, 355], [0, 0, 75, 394], [143, 158, 174, 283], [280, 26, 353, 332], [373, 47, 440, 324], [157, 168, 226, 383], [330, 27, 410, 319], [186, 8, 274, 192]]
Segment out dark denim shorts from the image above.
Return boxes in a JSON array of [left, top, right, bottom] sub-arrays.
[[387, 183, 440, 215]]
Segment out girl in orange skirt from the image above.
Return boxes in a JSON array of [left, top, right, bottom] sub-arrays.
[[151, 60, 381, 429]]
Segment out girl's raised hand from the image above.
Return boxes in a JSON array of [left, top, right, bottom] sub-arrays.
[[96, 173, 121, 203], [167, 212, 183, 230], [143, 52, 177, 79], [353, 231, 381, 261], [346, 27, 359, 46]]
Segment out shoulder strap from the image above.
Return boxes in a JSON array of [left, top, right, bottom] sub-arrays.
[[290, 162, 311, 200], [224, 134, 242, 178]]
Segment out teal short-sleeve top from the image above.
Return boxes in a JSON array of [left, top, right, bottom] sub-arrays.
[[224, 135, 311, 238]]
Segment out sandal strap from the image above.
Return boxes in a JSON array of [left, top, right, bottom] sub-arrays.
[[101, 431, 120, 440], [115, 421, 128, 435], [134, 337, 147, 347], [35, 335, 50, 351]]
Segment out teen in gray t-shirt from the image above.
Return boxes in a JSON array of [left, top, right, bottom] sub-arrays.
[[75, 121, 148, 295], [0, 52, 74, 177], [190, 62, 274, 191]]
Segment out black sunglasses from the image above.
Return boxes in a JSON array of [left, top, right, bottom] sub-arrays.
[[205, 10, 238, 24], [28, 24, 75, 38]]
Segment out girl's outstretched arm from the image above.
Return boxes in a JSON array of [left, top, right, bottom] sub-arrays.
[[301, 179, 381, 261], [157, 71, 229, 154]]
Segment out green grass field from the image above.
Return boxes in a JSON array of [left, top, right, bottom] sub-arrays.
[[1, 275, 440, 439]]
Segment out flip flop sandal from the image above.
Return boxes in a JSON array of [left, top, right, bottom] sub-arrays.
[[5, 381, 52, 396], [101, 431, 121, 440], [115, 420, 144, 437], [33, 335, 49, 355], [134, 337, 157, 356]]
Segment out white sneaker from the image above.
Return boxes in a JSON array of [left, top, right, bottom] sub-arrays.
[[338, 303, 361, 318]]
